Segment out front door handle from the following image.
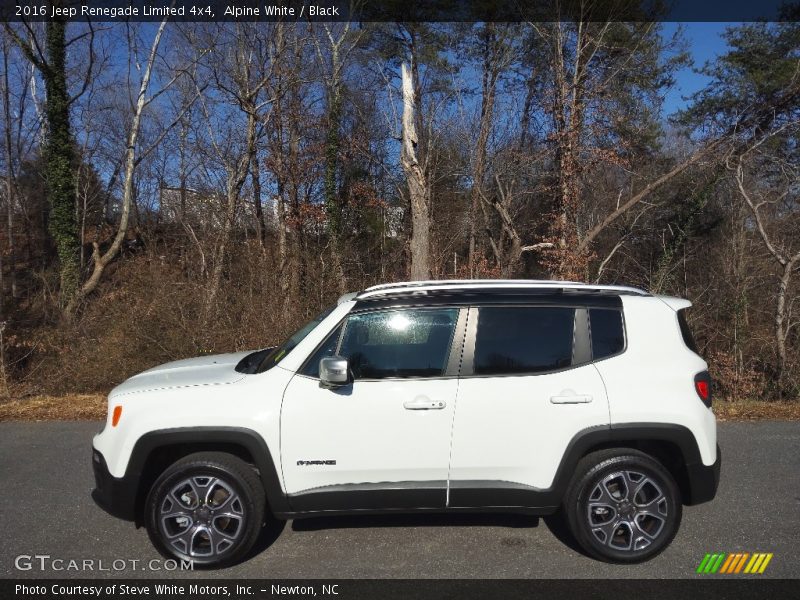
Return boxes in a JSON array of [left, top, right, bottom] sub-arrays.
[[404, 397, 446, 410], [550, 392, 593, 404]]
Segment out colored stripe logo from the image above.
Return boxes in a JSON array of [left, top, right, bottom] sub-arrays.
[[696, 552, 773, 574]]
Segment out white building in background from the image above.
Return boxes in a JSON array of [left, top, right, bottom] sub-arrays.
[[162, 186, 405, 239], [159, 186, 213, 226], [159, 187, 246, 229], [383, 204, 404, 239]]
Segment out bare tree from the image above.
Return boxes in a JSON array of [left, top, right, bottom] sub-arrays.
[[729, 127, 800, 388], [1, 34, 18, 308], [578, 78, 800, 259], [467, 23, 517, 276], [67, 19, 190, 313], [0, 28, 41, 312], [194, 23, 278, 315]]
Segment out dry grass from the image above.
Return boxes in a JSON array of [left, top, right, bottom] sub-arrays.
[[713, 399, 800, 422], [0, 393, 799, 422], [0, 394, 106, 421]]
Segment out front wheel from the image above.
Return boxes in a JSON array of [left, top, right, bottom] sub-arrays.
[[564, 449, 682, 563], [145, 452, 266, 568]]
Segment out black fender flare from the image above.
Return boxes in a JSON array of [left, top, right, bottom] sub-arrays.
[[125, 426, 290, 516], [548, 422, 717, 505]]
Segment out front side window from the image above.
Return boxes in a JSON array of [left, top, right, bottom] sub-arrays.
[[338, 308, 458, 379], [473, 306, 575, 375]]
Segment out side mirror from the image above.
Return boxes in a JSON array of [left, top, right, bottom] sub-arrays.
[[319, 356, 350, 388]]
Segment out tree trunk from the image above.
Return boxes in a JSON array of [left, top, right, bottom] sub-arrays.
[[271, 22, 293, 318], [734, 157, 800, 394], [43, 15, 80, 305], [774, 257, 796, 386], [275, 31, 304, 323], [469, 25, 499, 276], [550, 21, 587, 280], [400, 62, 430, 281], [323, 52, 346, 294], [2, 38, 17, 303], [206, 100, 260, 314], [250, 145, 266, 247], [285, 104, 302, 314]]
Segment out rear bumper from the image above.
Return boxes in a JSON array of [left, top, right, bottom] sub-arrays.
[[685, 444, 721, 505], [91, 448, 137, 521]]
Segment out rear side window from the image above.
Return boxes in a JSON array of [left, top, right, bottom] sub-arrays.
[[677, 308, 699, 354], [589, 309, 625, 360], [473, 307, 575, 375]]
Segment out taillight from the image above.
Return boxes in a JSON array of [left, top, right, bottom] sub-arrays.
[[694, 371, 712, 407]]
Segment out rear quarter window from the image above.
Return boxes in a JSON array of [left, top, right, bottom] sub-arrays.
[[589, 308, 625, 360]]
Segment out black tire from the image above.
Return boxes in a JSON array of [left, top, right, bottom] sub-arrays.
[[145, 452, 266, 568], [563, 449, 682, 563]]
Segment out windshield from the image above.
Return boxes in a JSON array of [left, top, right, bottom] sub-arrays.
[[255, 304, 337, 373]]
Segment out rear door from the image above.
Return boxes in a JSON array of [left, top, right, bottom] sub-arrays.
[[281, 306, 466, 511], [448, 304, 610, 508]]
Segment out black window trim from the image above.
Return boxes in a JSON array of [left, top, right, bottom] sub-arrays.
[[352, 291, 624, 312], [677, 308, 700, 355], [587, 307, 628, 364], [296, 306, 469, 382], [296, 301, 628, 382], [572, 308, 592, 365], [297, 321, 346, 378]]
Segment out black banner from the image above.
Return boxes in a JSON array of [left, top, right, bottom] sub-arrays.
[[4, 579, 800, 600], [0, 0, 796, 23]]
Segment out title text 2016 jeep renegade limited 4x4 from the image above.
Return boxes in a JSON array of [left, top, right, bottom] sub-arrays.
[[92, 280, 721, 567]]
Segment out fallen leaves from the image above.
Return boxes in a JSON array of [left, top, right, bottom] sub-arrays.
[[0, 394, 106, 421]]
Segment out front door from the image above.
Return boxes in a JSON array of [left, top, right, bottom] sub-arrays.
[[281, 306, 464, 511]]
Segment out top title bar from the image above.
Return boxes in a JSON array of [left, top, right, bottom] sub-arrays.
[[0, 0, 795, 23]]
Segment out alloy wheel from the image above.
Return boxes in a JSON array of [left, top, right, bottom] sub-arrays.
[[586, 469, 668, 552], [158, 475, 246, 559]]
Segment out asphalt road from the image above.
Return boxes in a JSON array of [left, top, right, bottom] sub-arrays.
[[1, 421, 798, 579]]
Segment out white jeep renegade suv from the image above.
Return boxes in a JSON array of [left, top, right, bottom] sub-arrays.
[[92, 280, 720, 567]]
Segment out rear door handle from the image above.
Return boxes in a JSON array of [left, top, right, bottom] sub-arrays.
[[550, 393, 593, 404], [404, 397, 446, 410]]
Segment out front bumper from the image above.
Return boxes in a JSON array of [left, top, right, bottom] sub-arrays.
[[685, 444, 722, 505], [91, 448, 137, 521]]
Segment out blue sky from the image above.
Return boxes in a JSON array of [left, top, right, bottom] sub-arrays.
[[661, 22, 733, 116]]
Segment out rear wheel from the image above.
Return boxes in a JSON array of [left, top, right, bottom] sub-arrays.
[[145, 452, 265, 568], [564, 449, 682, 563]]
